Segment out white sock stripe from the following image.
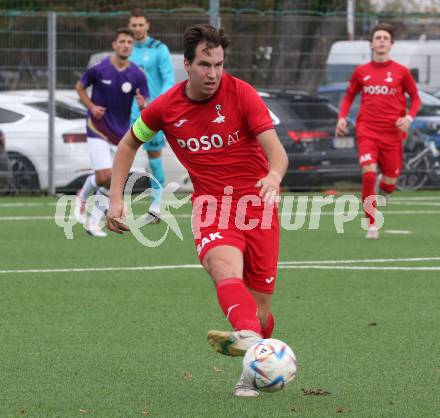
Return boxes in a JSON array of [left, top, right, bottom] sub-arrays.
[[79, 174, 99, 201]]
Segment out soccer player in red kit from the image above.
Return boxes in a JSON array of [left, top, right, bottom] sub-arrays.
[[106, 24, 288, 396], [336, 23, 421, 239]]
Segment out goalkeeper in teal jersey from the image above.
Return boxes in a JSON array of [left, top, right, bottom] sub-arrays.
[[129, 8, 175, 222]]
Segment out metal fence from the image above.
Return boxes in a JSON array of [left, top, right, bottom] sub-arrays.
[[1, 10, 440, 194]]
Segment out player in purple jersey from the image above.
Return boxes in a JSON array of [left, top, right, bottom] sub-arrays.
[[74, 28, 148, 237]]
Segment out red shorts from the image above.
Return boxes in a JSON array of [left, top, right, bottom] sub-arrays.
[[192, 196, 279, 294], [357, 136, 403, 178]]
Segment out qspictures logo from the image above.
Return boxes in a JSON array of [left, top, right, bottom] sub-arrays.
[[55, 174, 386, 247]]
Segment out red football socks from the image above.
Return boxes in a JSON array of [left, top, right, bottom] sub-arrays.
[[262, 311, 275, 338], [216, 278, 262, 335], [362, 171, 377, 226]]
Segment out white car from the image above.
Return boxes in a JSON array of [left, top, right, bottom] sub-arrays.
[[0, 90, 190, 192]]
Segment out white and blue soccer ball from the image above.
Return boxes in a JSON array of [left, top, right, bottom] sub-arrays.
[[242, 338, 297, 392]]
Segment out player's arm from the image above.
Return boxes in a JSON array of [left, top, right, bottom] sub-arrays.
[[75, 80, 106, 120], [158, 45, 175, 94], [256, 129, 288, 203], [336, 70, 362, 137], [396, 69, 422, 133], [134, 72, 149, 110], [107, 117, 158, 233]]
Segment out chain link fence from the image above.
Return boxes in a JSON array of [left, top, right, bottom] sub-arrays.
[[1, 9, 440, 193]]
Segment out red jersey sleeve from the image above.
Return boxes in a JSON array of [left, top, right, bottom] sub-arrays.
[[140, 96, 164, 132], [130, 96, 164, 143], [339, 68, 362, 119], [402, 68, 421, 118], [238, 82, 274, 136]]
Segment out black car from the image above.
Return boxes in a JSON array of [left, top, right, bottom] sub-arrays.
[[260, 91, 360, 190]]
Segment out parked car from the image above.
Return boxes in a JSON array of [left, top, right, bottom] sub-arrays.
[[0, 129, 12, 193], [259, 91, 359, 189], [0, 90, 190, 192]]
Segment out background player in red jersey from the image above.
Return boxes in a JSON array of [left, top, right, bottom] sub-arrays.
[[106, 24, 288, 396], [335, 23, 421, 239]]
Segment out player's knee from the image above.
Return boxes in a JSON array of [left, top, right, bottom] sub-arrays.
[[203, 257, 241, 283], [382, 175, 397, 184], [95, 171, 111, 188], [362, 164, 376, 173]]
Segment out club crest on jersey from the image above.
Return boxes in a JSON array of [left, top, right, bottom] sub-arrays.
[[121, 82, 133, 93], [385, 72, 393, 82], [212, 104, 225, 123]]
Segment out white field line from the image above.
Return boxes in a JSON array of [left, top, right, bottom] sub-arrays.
[[278, 266, 440, 271], [2, 210, 440, 221], [1, 195, 440, 208], [388, 201, 440, 206], [279, 257, 440, 264], [1, 257, 440, 275]]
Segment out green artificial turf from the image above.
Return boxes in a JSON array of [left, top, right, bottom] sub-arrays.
[[0, 192, 439, 417]]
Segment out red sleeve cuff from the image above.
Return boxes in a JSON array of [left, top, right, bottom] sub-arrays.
[[253, 123, 275, 137]]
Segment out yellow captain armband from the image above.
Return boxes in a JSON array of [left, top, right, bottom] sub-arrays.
[[132, 117, 157, 143]]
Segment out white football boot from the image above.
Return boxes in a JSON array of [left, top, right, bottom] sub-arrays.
[[143, 210, 161, 225], [233, 373, 259, 397], [207, 330, 261, 356], [85, 220, 108, 237], [365, 224, 379, 239]]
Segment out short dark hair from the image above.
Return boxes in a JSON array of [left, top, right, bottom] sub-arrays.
[[130, 8, 149, 22], [113, 27, 134, 42], [183, 24, 230, 63], [370, 23, 395, 43]]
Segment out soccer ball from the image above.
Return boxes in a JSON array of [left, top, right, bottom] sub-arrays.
[[242, 338, 297, 392]]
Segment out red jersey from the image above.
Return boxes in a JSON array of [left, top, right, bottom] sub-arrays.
[[133, 73, 273, 198], [339, 60, 421, 139]]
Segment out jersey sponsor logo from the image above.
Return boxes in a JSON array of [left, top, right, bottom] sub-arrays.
[[177, 130, 240, 152], [196, 232, 224, 254], [212, 104, 226, 123], [174, 119, 188, 127], [121, 82, 133, 93], [385, 72, 393, 82], [359, 153, 372, 163], [363, 85, 397, 95], [101, 79, 112, 85]]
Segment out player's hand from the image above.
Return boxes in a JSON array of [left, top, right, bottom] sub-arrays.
[[256, 170, 282, 204], [335, 118, 348, 137], [135, 88, 147, 110], [396, 115, 412, 133], [91, 105, 106, 120], [106, 200, 129, 234]]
